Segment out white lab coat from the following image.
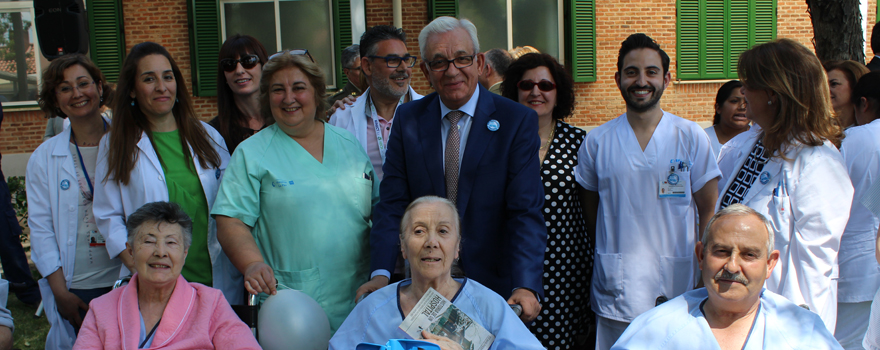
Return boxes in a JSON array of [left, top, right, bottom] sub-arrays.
[[612, 288, 842, 350], [328, 86, 423, 151], [838, 120, 880, 302], [716, 131, 853, 332], [27, 124, 114, 350], [574, 112, 721, 322], [92, 122, 243, 305]]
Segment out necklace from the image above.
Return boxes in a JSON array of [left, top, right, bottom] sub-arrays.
[[539, 122, 556, 163]]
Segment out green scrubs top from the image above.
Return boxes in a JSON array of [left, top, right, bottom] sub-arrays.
[[211, 123, 379, 332], [152, 130, 213, 286]]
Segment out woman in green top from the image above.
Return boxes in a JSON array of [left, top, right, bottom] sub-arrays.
[[93, 42, 243, 305], [212, 52, 379, 333]]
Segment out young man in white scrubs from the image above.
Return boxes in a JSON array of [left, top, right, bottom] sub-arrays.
[[574, 33, 721, 350]]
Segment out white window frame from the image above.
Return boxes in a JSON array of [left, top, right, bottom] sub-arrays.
[[0, 1, 43, 107], [218, 0, 338, 88], [466, 0, 565, 63]]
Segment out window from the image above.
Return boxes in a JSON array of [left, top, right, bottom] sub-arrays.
[[676, 0, 776, 80], [0, 1, 44, 106], [428, 0, 596, 82], [189, 0, 359, 96]]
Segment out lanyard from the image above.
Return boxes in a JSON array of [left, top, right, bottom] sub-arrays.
[[140, 317, 162, 349], [70, 119, 107, 196], [364, 92, 407, 163]]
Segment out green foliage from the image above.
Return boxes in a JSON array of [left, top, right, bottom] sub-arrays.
[[0, 13, 33, 64], [6, 176, 27, 243]]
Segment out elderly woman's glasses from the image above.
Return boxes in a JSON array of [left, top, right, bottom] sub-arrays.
[[368, 55, 417, 68], [56, 80, 96, 95], [517, 79, 556, 92], [220, 54, 259, 72], [426, 55, 475, 72], [269, 49, 314, 63]]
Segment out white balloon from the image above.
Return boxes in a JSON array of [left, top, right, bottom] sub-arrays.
[[258, 289, 332, 350]]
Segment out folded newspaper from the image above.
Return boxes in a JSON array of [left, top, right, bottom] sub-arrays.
[[399, 287, 495, 350]]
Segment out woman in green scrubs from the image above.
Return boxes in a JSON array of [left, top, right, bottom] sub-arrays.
[[212, 51, 378, 333]]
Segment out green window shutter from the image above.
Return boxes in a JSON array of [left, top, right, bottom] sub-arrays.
[[676, 0, 701, 80], [333, 0, 353, 89], [750, 0, 776, 47], [186, 0, 220, 97], [727, 0, 749, 79], [86, 0, 124, 83], [703, 0, 725, 79], [429, 0, 458, 19], [568, 0, 596, 83]]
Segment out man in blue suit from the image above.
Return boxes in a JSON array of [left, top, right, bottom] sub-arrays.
[[355, 16, 547, 322]]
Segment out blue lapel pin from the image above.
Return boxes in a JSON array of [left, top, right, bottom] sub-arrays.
[[759, 171, 771, 185], [487, 119, 500, 131], [60, 179, 70, 190]]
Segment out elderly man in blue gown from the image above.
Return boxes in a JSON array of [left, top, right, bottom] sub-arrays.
[[612, 204, 842, 350]]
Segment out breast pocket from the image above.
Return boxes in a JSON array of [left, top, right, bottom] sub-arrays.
[[768, 194, 792, 250], [351, 178, 372, 218]]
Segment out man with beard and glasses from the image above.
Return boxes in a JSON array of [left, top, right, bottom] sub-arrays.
[[330, 25, 423, 181], [574, 33, 721, 349], [612, 204, 842, 350]]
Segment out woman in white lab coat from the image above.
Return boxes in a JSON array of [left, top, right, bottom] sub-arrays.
[[716, 38, 852, 333], [837, 71, 880, 349], [28, 54, 118, 349], [92, 42, 242, 305]]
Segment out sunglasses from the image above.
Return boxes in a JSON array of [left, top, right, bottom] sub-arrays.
[[269, 49, 314, 63], [220, 54, 260, 72], [517, 79, 556, 92]]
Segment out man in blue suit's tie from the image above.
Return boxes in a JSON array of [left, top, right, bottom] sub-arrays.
[[355, 16, 547, 322]]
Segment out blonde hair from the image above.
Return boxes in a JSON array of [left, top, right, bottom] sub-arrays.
[[508, 46, 540, 60], [259, 52, 327, 122]]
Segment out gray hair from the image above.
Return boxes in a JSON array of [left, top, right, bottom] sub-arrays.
[[342, 44, 360, 69], [418, 17, 480, 60], [126, 201, 193, 249], [399, 196, 461, 241], [702, 204, 774, 254], [484, 48, 513, 76]]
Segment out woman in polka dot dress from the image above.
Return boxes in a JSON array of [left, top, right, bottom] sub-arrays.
[[502, 53, 594, 350]]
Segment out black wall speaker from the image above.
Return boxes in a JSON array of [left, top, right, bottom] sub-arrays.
[[34, 0, 89, 60]]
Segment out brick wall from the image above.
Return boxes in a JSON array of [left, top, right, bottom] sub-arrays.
[[1, 0, 875, 155]]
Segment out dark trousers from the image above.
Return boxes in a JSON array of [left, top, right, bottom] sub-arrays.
[[69, 287, 112, 334], [0, 168, 40, 304]]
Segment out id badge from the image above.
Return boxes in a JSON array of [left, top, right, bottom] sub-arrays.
[[659, 159, 690, 198], [88, 230, 106, 247]]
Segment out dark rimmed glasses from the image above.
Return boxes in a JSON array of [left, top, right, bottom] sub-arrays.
[[517, 79, 556, 92], [269, 49, 314, 63], [426, 55, 476, 71], [220, 54, 259, 72], [368, 55, 418, 68]]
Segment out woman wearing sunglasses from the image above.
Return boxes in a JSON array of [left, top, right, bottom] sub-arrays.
[[210, 34, 272, 154], [501, 53, 593, 350]]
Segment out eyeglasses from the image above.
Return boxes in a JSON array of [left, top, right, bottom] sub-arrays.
[[220, 54, 260, 72], [368, 55, 417, 68], [56, 80, 96, 95], [269, 49, 314, 63], [517, 79, 556, 92], [426, 55, 476, 72]]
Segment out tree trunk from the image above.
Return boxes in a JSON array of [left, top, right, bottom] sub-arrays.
[[806, 0, 865, 63]]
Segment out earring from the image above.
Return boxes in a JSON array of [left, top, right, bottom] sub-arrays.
[[767, 100, 772, 105], [130, 100, 135, 107], [100, 96, 104, 105]]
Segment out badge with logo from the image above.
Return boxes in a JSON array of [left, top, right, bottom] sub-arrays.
[[759, 171, 771, 185], [487, 119, 500, 131], [60, 179, 70, 190]]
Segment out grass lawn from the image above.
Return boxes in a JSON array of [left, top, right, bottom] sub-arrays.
[[8, 289, 49, 349]]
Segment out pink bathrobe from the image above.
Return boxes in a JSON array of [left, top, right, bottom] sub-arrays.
[[74, 274, 261, 349]]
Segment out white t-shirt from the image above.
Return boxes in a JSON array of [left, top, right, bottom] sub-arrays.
[[574, 111, 721, 322], [69, 143, 119, 289]]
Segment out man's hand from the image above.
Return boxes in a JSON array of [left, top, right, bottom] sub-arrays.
[[327, 95, 357, 116], [244, 261, 277, 295], [422, 330, 464, 350], [55, 290, 88, 329], [354, 275, 389, 303], [508, 288, 541, 322]]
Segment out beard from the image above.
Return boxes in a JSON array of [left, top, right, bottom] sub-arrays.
[[371, 72, 410, 99], [621, 84, 664, 113]]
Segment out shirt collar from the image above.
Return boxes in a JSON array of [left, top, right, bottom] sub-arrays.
[[439, 87, 480, 119]]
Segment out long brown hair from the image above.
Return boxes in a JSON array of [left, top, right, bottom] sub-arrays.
[[106, 42, 220, 185], [215, 34, 271, 147], [737, 38, 843, 158], [38, 54, 114, 118]]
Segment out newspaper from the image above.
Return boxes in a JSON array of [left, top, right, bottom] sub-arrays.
[[399, 287, 495, 350]]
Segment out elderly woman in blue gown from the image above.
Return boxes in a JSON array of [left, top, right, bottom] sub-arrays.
[[329, 196, 543, 350]]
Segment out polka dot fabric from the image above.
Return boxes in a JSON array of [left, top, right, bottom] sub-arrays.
[[529, 121, 594, 349]]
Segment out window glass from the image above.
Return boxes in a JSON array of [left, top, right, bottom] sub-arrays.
[[279, 0, 334, 85], [511, 0, 558, 59], [223, 2, 278, 52], [459, 0, 507, 54], [0, 10, 40, 103]]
